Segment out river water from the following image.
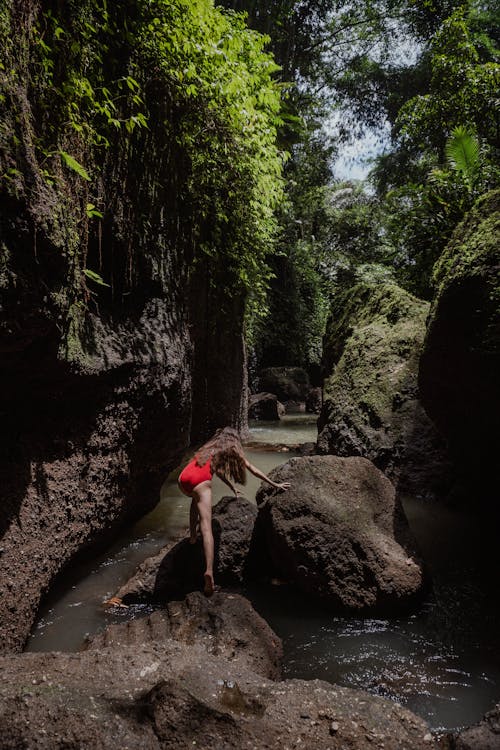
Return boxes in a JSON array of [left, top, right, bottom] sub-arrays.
[[26, 415, 500, 733]]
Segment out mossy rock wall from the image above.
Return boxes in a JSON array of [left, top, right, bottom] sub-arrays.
[[317, 282, 450, 496], [0, 0, 273, 651], [419, 190, 500, 501]]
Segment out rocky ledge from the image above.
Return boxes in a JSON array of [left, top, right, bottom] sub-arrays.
[[0, 591, 438, 750]]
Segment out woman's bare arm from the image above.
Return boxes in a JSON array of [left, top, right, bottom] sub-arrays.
[[244, 459, 290, 490]]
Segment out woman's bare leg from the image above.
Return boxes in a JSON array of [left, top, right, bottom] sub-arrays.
[[189, 498, 199, 544], [193, 482, 215, 596]]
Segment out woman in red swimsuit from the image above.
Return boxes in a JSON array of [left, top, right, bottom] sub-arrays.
[[178, 426, 290, 596]]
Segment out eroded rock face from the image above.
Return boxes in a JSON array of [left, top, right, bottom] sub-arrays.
[[113, 496, 258, 604], [0, 636, 437, 750], [0, 304, 192, 655], [419, 190, 500, 502], [317, 282, 451, 497], [256, 455, 425, 612], [0, 0, 250, 658], [86, 591, 282, 680]]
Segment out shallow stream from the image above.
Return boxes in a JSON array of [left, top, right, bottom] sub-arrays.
[[26, 415, 500, 733]]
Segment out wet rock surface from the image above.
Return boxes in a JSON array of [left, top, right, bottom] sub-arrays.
[[88, 592, 282, 680], [0, 304, 192, 655], [317, 282, 451, 497], [0, 635, 437, 750], [114, 496, 258, 604], [419, 190, 500, 502], [248, 392, 285, 420], [452, 703, 500, 749], [256, 455, 425, 612]]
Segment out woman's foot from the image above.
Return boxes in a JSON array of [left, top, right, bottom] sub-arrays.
[[103, 596, 128, 608], [204, 572, 215, 597]]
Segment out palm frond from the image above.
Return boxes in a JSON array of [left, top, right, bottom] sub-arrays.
[[445, 126, 480, 188]]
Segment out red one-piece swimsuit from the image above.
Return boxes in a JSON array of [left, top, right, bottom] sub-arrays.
[[178, 457, 213, 494]]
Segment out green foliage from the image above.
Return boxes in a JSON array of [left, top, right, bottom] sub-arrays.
[[364, 4, 500, 298], [59, 150, 91, 181], [396, 8, 500, 152], [0, 0, 285, 359], [444, 126, 480, 190], [83, 268, 109, 286], [249, 128, 334, 369]]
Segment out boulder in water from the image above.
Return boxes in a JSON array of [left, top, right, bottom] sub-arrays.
[[248, 392, 285, 421], [258, 366, 310, 403], [113, 496, 258, 604], [256, 455, 425, 612]]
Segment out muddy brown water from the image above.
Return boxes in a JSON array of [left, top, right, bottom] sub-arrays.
[[26, 415, 500, 733]]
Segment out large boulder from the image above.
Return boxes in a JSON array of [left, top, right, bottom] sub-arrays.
[[88, 591, 282, 680], [258, 366, 310, 403], [0, 638, 437, 750], [113, 496, 258, 603], [248, 392, 285, 421], [317, 282, 451, 496], [419, 190, 500, 502], [255, 455, 425, 612]]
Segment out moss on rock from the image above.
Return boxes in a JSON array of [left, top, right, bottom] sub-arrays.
[[318, 282, 450, 496]]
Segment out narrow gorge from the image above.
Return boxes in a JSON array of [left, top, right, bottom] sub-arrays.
[[1, 1, 499, 749]]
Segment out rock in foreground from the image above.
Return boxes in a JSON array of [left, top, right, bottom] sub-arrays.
[[89, 591, 282, 680], [114, 496, 257, 603], [0, 640, 437, 749], [452, 702, 500, 749], [256, 455, 424, 612]]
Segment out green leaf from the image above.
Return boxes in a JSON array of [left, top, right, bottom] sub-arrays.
[[86, 203, 103, 218], [59, 150, 91, 181], [83, 269, 109, 286]]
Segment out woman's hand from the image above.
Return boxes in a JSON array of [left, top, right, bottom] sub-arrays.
[[275, 482, 291, 491]]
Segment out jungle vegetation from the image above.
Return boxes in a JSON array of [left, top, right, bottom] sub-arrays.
[[1, 0, 498, 370], [221, 0, 499, 370]]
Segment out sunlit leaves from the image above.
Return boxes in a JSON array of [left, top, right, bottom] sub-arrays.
[[59, 150, 91, 181], [445, 126, 480, 190]]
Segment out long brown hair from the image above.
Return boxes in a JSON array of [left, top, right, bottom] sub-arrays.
[[196, 427, 246, 485]]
